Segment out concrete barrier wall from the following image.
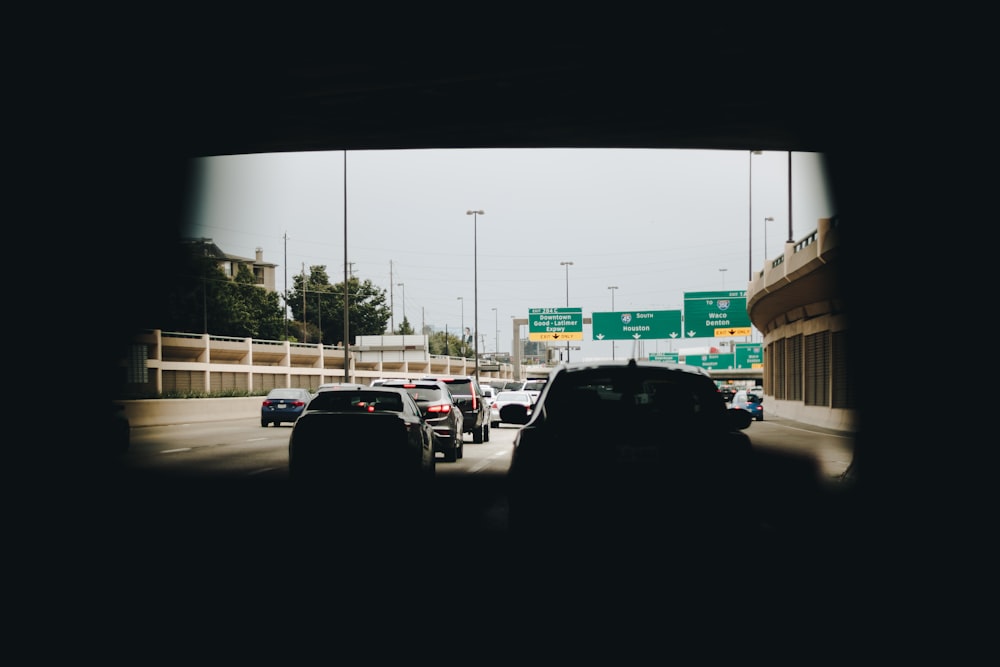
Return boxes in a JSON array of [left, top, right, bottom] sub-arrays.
[[120, 396, 262, 427]]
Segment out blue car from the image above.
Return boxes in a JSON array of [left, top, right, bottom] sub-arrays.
[[261, 387, 313, 427], [731, 390, 763, 421]]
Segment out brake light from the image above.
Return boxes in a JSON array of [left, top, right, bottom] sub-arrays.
[[426, 404, 451, 414]]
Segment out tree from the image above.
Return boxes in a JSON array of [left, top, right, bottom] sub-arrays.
[[163, 255, 230, 335], [287, 266, 391, 345], [163, 253, 285, 339], [222, 264, 285, 339], [396, 316, 415, 335], [428, 329, 467, 356]]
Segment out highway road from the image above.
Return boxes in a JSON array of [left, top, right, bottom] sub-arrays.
[[108, 414, 852, 544], [27, 413, 857, 649]]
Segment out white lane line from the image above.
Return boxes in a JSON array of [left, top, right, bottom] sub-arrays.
[[469, 448, 512, 473], [161, 448, 192, 454], [768, 422, 854, 439]]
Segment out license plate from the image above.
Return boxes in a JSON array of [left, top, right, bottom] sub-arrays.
[[277, 403, 287, 408]]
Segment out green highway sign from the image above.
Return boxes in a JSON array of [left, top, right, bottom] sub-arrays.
[[683, 353, 736, 369], [735, 343, 763, 369], [683, 291, 751, 339], [648, 352, 679, 363], [591, 310, 682, 341], [528, 307, 583, 341]]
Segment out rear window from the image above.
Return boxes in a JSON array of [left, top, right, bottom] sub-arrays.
[[308, 390, 404, 412], [545, 371, 723, 423], [405, 386, 445, 401], [432, 378, 475, 395], [268, 388, 307, 399]]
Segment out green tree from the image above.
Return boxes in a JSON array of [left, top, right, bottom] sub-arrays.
[[163, 255, 230, 334], [396, 316, 415, 335], [428, 329, 468, 356], [221, 264, 285, 339], [288, 266, 391, 345], [163, 254, 285, 339]]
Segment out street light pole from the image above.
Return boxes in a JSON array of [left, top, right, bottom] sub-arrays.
[[492, 307, 498, 354], [719, 268, 727, 290], [561, 261, 573, 362], [467, 209, 484, 379], [396, 282, 405, 332], [763, 216, 775, 262], [749, 150, 763, 280], [608, 285, 618, 360], [457, 296, 464, 355]]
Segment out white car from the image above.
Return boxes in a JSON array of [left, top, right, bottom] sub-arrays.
[[490, 391, 534, 428], [520, 378, 548, 403]]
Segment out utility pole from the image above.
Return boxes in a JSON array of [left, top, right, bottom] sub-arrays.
[[283, 232, 289, 340]]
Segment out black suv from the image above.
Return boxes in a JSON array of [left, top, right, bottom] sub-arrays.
[[422, 375, 490, 443], [379, 379, 465, 462]]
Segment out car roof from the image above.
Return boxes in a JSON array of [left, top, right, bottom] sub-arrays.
[[550, 359, 714, 379]]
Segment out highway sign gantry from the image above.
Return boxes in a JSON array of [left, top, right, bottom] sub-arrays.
[[528, 307, 583, 341]]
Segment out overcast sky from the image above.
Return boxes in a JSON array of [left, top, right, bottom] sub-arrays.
[[184, 148, 834, 360]]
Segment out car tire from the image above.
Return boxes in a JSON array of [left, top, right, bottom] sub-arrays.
[[456, 438, 464, 460], [491, 421, 499, 429], [473, 425, 483, 444], [484, 423, 490, 442], [261, 419, 269, 427]]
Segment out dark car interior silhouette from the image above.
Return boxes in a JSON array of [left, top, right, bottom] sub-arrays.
[[29, 25, 960, 658]]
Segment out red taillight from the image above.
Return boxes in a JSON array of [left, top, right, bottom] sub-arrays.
[[427, 404, 450, 414], [262, 400, 272, 406], [292, 400, 305, 407]]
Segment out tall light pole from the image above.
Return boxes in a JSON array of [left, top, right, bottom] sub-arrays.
[[763, 216, 775, 262], [608, 285, 618, 360], [749, 150, 763, 280], [457, 296, 465, 354], [560, 261, 573, 362], [492, 307, 498, 354], [787, 151, 794, 244], [467, 209, 484, 379], [396, 282, 405, 332], [719, 268, 728, 289]]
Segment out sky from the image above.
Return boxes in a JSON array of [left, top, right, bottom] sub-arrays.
[[184, 148, 834, 360]]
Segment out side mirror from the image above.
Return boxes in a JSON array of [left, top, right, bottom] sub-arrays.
[[727, 407, 753, 430], [499, 403, 531, 425]]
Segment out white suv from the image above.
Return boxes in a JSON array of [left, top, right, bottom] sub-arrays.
[[521, 378, 548, 403]]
